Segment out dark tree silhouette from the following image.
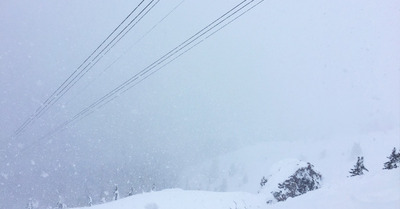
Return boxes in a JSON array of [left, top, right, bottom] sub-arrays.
[[349, 156, 369, 177], [113, 185, 119, 201], [383, 147, 400, 170], [260, 176, 268, 187], [272, 163, 322, 202]]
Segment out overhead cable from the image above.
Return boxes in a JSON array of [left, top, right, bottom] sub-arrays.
[[13, 0, 158, 138], [18, 0, 264, 152]]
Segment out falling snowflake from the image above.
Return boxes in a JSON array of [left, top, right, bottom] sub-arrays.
[[41, 171, 49, 178]]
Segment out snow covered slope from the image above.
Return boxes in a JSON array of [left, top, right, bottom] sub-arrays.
[[78, 170, 399, 209], [268, 170, 400, 209], [178, 131, 399, 193], [77, 189, 262, 209], [75, 131, 400, 209]]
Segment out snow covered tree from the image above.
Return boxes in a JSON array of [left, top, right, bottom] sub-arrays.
[[272, 163, 322, 202], [113, 185, 119, 201], [350, 142, 363, 160], [56, 201, 67, 209], [87, 195, 92, 207], [100, 190, 108, 203], [349, 156, 369, 177], [260, 176, 268, 187], [26, 201, 33, 209], [26, 199, 38, 209], [219, 178, 227, 192], [128, 186, 134, 196], [383, 147, 400, 170], [55, 196, 67, 209]]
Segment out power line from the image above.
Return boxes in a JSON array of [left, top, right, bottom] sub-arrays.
[[59, 0, 186, 111], [133, 0, 265, 91], [34, 0, 161, 121], [32, 0, 159, 132], [13, 0, 158, 138], [66, 0, 255, 122], [13, 1, 147, 137], [58, 0, 261, 136], [17, 0, 264, 153]]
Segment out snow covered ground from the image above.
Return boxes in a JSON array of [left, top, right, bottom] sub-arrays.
[[75, 130, 400, 209]]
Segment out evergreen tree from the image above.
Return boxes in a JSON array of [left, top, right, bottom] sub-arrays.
[[128, 186, 134, 196], [87, 195, 92, 207], [260, 176, 268, 187], [26, 200, 33, 209], [349, 156, 369, 177], [56, 201, 67, 209], [55, 196, 68, 209], [272, 163, 322, 202], [113, 185, 119, 201], [383, 147, 400, 170]]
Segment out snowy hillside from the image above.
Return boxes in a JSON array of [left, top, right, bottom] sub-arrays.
[[76, 171, 400, 209], [74, 131, 400, 209], [178, 131, 399, 193]]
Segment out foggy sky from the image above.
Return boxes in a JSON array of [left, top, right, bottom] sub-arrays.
[[1, 0, 399, 208]]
